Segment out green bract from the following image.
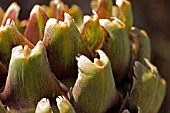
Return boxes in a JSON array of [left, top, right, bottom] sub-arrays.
[[35, 98, 53, 113], [43, 13, 89, 80], [0, 20, 34, 69], [99, 18, 131, 84], [0, 41, 67, 112], [56, 96, 76, 113], [72, 50, 116, 113]]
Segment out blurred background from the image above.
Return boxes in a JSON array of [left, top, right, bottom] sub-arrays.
[[0, 0, 169, 112]]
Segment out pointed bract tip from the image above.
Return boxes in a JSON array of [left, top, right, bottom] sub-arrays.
[[1, 2, 20, 25], [36, 40, 44, 46], [45, 18, 57, 32], [99, 18, 111, 26], [11, 45, 26, 59], [56, 95, 75, 113], [144, 58, 158, 74], [133, 61, 141, 72], [11, 41, 45, 59], [38, 98, 50, 108], [161, 78, 166, 86], [112, 17, 125, 28], [30, 5, 42, 16], [83, 15, 91, 23], [83, 14, 99, 24], [116, 0, 124, 7], [77, 50, 109, 74], [9, 2, 20, 9], [134, 61, 140, 67], [95, 50, 109, 67], [30, 41, 46, 57], [64, 13, 73, 23], [5, 19, 15, 27], [54, 0, 61, 4], [35, 98, 52, 113], [56, 96, 66, 105]]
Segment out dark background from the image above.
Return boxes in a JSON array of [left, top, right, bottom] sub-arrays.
[[0, 0, 169, 112]]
